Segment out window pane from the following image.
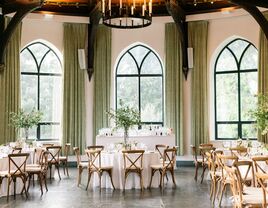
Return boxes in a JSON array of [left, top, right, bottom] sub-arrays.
[[40, 51, 61, 73], [240, 45, 258, 70], [117, 77, 138, 108], [28, 43, 49, 66], [40, 76, 62, 122], [129, 46, 149, 67], [217, 124, 238, 139], [216, 73, 238, 121], [228, 39, 249, 61], [242, 124, 257, 139], [141, 52, 162, 74], [216, 48, 237, 72], [21, 75, 38, 111], [117, 53, 138, 75], [40, 124, 60, 140], [140, 77, 162, 122], [20, 50, 37, 72], [240, 72, 258, 121]]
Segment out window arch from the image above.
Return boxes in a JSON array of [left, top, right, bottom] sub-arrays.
[[115, 44, 164, 126], [20, 41, 62, 140], [214, 38, 258, 140]]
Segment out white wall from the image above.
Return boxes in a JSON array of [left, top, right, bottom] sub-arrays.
[[20, 9, 262, 155]]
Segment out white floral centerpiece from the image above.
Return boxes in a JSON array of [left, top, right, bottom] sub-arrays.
[[107, 100, 140, 149], [9, 109, 43, 145]]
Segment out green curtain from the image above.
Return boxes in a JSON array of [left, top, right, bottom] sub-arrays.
[[258, 12, 268, 143], [0, 17, 21, 145], [188, 21, 209, 148], [165, 23, 184, 155], [93, 25, 112, 144], [62, 23, 87, 152]]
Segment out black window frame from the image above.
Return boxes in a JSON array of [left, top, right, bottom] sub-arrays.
[[115, 44, 164, 126], [214, 38, 258, 140], [20, 41, 62, 141]]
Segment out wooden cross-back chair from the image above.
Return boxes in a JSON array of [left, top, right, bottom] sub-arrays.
[[217, 154, 238, 207], [234, 160, 255, 188], [0, 153, 29, 201], [85, 149, 115, 190], [149, 147, 177, 189], [256, 172, 268, 208], [59, 143, 71, 177], [73, 147, 88, 186], [225, 165, 263, 208], [155, 144, 168, 160], [199, 144, 215, 183], [12, 147, 22, 154], [46, 145, 62, 180], [251, 156, 268, 187], [122, 150, 145, 191], [26, 150, 49, 195], [190, 145, 203, 181]]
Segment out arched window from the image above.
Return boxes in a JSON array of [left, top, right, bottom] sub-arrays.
[[116, 44, 164, 126], [214, 38, 258, 140], [20, 41, 62, 140]]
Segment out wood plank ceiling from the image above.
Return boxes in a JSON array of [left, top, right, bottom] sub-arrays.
[[0, 0, 237, 17]]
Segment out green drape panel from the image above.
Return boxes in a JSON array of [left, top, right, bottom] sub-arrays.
[[93, 25, 112, 144], [63, 23, 87, 151], [0, 18, 21, 144], [188, 21, 209, 148], [165, 23, 184, 155], [258, 12, 268, 143]]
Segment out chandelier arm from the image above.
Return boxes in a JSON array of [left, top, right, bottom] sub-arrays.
[[165, 0, 189, 80]]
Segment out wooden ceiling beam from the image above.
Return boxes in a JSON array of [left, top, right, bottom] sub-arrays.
[[229, 0, 268, 40], [0, 1, 44, 72], [165, 0, 189, 80], [87, 1, 102, 81]]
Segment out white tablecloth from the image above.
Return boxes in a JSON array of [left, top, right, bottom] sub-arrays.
[[96, 134, 176, 151], [89, 151, 161, 189]]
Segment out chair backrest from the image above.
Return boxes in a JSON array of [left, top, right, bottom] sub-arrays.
[[256, 172, 268, 207], [87, 145, 104, 151], [42, 143, 54, 148], [122, 150, 145, 170], [73, 147, 81, 165], [229, 146, 248, 157], [12, 147, 22, 154], [85, 149, 101, 170], [46, 146, 61, 163], [162, 147, 177, 169], [190, 145, 198, 161], [155, 144, 168, 160], [217, 154, 238, 168], [40, 151, 50, 173], [32, 148, 44, 164], [63, 143, 71, 158], [234, 160, 255, 187], [8, 153, 29, 176], [199, 146, 215, 163], [251, 156, 268, 174]]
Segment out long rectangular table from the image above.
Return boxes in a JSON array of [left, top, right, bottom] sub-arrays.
[[96, 134, 176, 151]]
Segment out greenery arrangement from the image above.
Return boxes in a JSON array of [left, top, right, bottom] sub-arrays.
[[107, 100, 140, 145], [250, 93, 268, 135], [9, 108, 43, 140]]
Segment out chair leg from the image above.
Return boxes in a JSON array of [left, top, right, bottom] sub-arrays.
[[56, 164, 61, 180], [62, 161, 66, 175], [124, 172, 129, 192], [194, 163, 199, 181], [13, 178, 16, 199], [66, 161, 69, 177], [149, 168, 155, 188], [86, 172, 92, 190], [108, 170, 115, 190], [200, 165, 207, 184], [218, 183, 227, 207], [170, 170, 176, 187], [27, 174, 32, 193], [139, 172, 144, 191], [77, 167, 82, 186], [7, 177, 11, 201], [98, 172, 102, 191], [38, 173, 43, 195], [43, 173, 48, 192]]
